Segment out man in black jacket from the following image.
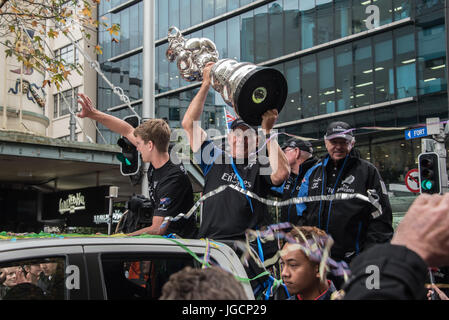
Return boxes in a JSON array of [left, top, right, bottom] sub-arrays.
[[296, 121, 393, 263], [271, 138, 318, 225], [344, 193, 449, 300]]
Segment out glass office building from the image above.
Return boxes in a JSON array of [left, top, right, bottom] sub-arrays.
[[98, 0, 447, 203]]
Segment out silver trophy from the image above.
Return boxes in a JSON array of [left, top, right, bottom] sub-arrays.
[[166, 26, 287, 126]]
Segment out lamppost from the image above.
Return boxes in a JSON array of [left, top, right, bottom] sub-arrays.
[[141, 0, 155, 198]]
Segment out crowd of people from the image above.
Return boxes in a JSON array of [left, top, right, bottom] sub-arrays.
[[75, 60, 449, 301]]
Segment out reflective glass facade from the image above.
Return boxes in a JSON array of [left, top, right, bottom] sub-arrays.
[[98, 0, 448, 196]]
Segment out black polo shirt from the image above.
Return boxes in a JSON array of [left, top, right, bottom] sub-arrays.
[[149, 160, 197, 238], [195, 140, 275, 240]]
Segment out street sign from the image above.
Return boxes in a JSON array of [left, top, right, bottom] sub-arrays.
[[405, 127, 428, 140], [405, 169, 420, 193], [426, 117, 440, 135]]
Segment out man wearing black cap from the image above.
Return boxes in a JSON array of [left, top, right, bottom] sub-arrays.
[[271, 137, 318, 225], [296, 121, 393, 264], [182, 62, 290, 240]]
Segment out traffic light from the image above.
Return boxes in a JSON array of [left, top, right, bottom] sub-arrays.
[[117, 115, 140, 176], [418, 152, 441, 194]]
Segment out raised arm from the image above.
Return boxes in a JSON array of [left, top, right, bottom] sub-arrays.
[[262, 109, 290, 186], [77, 93, 137, 146], [181, 63, 214, 153]]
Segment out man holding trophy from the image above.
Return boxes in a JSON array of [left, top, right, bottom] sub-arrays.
[[171, 26, 290, 240]]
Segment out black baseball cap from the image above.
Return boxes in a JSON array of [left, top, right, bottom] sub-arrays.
[[281, 138, 313, 154], [230, 119, 257, 133], [324, 121, 354, 141]]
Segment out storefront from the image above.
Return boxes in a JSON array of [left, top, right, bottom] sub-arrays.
[[42, 186, 127, 233]]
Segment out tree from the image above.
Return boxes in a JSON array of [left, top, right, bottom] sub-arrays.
[[0, 0, 120, 90]]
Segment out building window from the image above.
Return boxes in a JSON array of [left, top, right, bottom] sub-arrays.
[[300, 0, 316, 50], [418, 23, 446, 95], [395, 26, 417, 98], [335, 44, 354, 111], [374, 32, 394, 103], [53, 87, 79, 119], [318, 49, 335, 115], [354, 38, 374, 108], [300, 54, 318, 119], [54, 44, 79, 67]]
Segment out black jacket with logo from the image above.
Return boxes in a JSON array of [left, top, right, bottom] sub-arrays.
[[271, 157, 319, 225], [195, 140, 276, 240], [296, 151, 394, 262]]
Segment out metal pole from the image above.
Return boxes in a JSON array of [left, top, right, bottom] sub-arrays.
[[69, 112, 76, 141], [107, 196, 113, 235], [141, 0, 155, 198], [2, 45, 7, 129], [107, 186, 119, 235], [69, 93, 76, 141]]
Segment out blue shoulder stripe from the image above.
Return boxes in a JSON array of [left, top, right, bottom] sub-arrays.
[[295, 161, 323, 216]]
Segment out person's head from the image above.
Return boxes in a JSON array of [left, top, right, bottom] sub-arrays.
[[39, 262, 57, 277], [280, 226, 328, 298], [133, 119, 171, 162], [227, 119, 258, 159], [23, 264, 42, 284], [2, 267, 18, 287], [159, 266, 248, 300], [281, 138, 313, 170], [324, 121, 355, 162]]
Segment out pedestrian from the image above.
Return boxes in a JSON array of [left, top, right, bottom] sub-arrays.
[[77, 94, 197, 238], [271, 137, 318, 225], [181, 62, 290, 241], [296, 121, 393, 264]]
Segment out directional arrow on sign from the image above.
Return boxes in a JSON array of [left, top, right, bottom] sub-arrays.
[[405, 127, 428, 140]]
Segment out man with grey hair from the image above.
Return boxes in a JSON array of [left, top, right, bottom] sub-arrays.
[[271, 137, 318, 225], [296, 121, 393, 264]]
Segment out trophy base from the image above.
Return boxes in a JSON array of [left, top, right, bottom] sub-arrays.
[[233, 67, 287, 126]]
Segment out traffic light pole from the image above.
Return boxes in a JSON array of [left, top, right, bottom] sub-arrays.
[[432, 124, 449, 194], [420, 120, 449, 194], [141, 0, 156, 198]]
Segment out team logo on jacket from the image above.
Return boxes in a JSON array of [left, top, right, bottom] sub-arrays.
[[311, 177, 322, 190], [338, 175, 356, 193], [342, 175, 355, 185]]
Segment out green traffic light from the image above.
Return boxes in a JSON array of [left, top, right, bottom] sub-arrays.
[[116, 154, 131, 166], [422, 179, 434, 191]]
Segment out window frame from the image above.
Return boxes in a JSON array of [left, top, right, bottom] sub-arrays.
[[53, 87, 79, 119]]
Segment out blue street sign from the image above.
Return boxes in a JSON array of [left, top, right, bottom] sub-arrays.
[[405, 127, 428, 140]]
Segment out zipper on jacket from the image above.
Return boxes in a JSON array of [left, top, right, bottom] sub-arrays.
[[355, 222, 362, 255]]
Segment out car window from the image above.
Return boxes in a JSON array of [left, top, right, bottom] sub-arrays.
[[100, 253, 211, 300], [0, 257, 66, 300]]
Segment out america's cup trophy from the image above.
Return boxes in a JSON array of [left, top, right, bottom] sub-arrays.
[[166, 26, 288, 126]]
